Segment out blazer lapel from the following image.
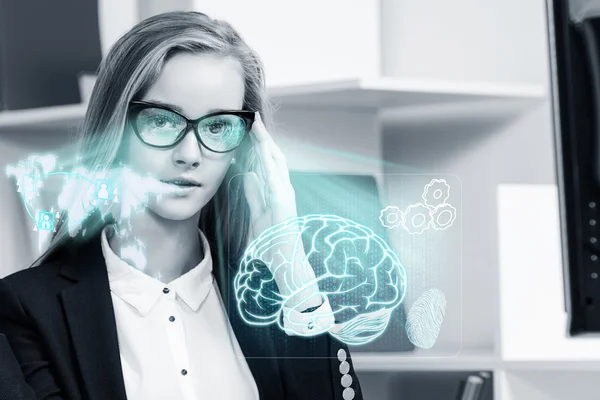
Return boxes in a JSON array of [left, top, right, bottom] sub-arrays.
[[58, 237, 128, 400]]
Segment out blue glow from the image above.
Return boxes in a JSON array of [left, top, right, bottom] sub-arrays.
[[234, 214, 407, 345], [5, 155, 180, 237], [5, 154, 176, 267]]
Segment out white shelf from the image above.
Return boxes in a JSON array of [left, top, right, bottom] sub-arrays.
[[504, 360, 600, 371], [0, 103, 87, 132], [0, 77, 545, 133], [271, 77, 545, 109], [353, 350, 600, 372], [352, 349, 498, 372]]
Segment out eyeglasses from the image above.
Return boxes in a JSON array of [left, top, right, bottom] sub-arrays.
[[127, 101, 255, 153]]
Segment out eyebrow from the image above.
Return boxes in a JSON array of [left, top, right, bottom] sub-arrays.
[[144, 99, 231, 116]]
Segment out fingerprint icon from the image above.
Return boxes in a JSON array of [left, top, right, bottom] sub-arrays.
[[405, 288, 446, 349]]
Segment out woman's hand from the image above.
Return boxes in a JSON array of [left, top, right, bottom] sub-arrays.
[[243, 112, 333, 330], [243, 112, 298, 241]]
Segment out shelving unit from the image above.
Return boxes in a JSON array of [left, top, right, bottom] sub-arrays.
[[0, 77, 545, 133]]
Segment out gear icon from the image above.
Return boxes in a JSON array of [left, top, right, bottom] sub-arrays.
[[401, 203, 432, 234], [422, 179, 450, 209], [379, 205, 403, 229], [430, 204, 457, 231]]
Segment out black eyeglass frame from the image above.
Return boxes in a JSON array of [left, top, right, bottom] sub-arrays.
[[127, 100, 255, 153]]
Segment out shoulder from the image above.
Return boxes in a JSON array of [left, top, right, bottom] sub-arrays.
[[1, 247, 74, 304], [3, 261, 60, 289]]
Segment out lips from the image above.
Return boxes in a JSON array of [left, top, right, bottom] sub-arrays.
[[161, 179, 201, 187]]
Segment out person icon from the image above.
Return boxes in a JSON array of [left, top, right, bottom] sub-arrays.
[[37, 212, 54, 231], [97, 183, 109, 200], [94, 179, 114, 201], [41, 215, 51, 230]]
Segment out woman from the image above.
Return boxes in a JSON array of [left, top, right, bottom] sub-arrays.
[[0, 11, 363, 400]]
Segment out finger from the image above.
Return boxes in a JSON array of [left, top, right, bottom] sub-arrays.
[[252, 113, 290, 184], [251, 112, 279, 181], [259, 140, 278, 179], [251, 111, 273, 143], [251, 158, 270, 214], [258, 139, 282, 200], [251, 137, 267, 177], [268, 140, 291, 185], [243, 172, 267, 218], [243, 172, 273, 238], [251, 112, 287, 200]]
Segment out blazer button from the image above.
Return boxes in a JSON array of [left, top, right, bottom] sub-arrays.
[[337, 348, 347, 362], [163, 287, 170, 294], [181, 369, 188, 376], [343, 387, 355, 400], [339, 361, 350, 375], [341, 374, 353, 388]]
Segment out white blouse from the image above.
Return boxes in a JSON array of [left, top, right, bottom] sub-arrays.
[[100, 227, 259, 400]]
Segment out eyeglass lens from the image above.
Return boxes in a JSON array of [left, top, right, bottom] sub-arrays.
[[135, 107, 247, 152]]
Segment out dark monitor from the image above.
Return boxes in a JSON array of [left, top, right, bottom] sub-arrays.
[[548, 0, 600, 334]]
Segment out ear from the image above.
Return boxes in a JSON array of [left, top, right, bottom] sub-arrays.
[[230, 148, 244, 168]]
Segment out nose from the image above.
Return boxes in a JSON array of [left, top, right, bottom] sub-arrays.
[[172, 129, 201, 169]]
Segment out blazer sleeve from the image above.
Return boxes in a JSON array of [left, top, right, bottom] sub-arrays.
[[0, 279, 66, 400], [0, 333, 38, 400], [278, 331, 364, 400]]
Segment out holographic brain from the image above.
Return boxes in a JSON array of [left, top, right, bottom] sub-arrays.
[[234, 215, 407, 345]]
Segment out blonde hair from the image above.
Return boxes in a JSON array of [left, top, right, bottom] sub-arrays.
[[37, 11, 272, 279]]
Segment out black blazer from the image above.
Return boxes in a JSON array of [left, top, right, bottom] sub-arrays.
[[0, 235, 363, 400]]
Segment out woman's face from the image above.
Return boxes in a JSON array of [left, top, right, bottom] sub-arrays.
[[122, 53, 246, 221]]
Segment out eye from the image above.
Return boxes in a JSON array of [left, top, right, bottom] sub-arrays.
[[153, 116, 168, 128], [136, 108, 185, 133], [200, 116, 237, 137], [197, 115, 246, 151], [149, 114, 178, 129], [207, 121, 226, 135]]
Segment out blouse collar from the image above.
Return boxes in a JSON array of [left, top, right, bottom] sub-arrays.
[[100, 226, 214, 316]]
